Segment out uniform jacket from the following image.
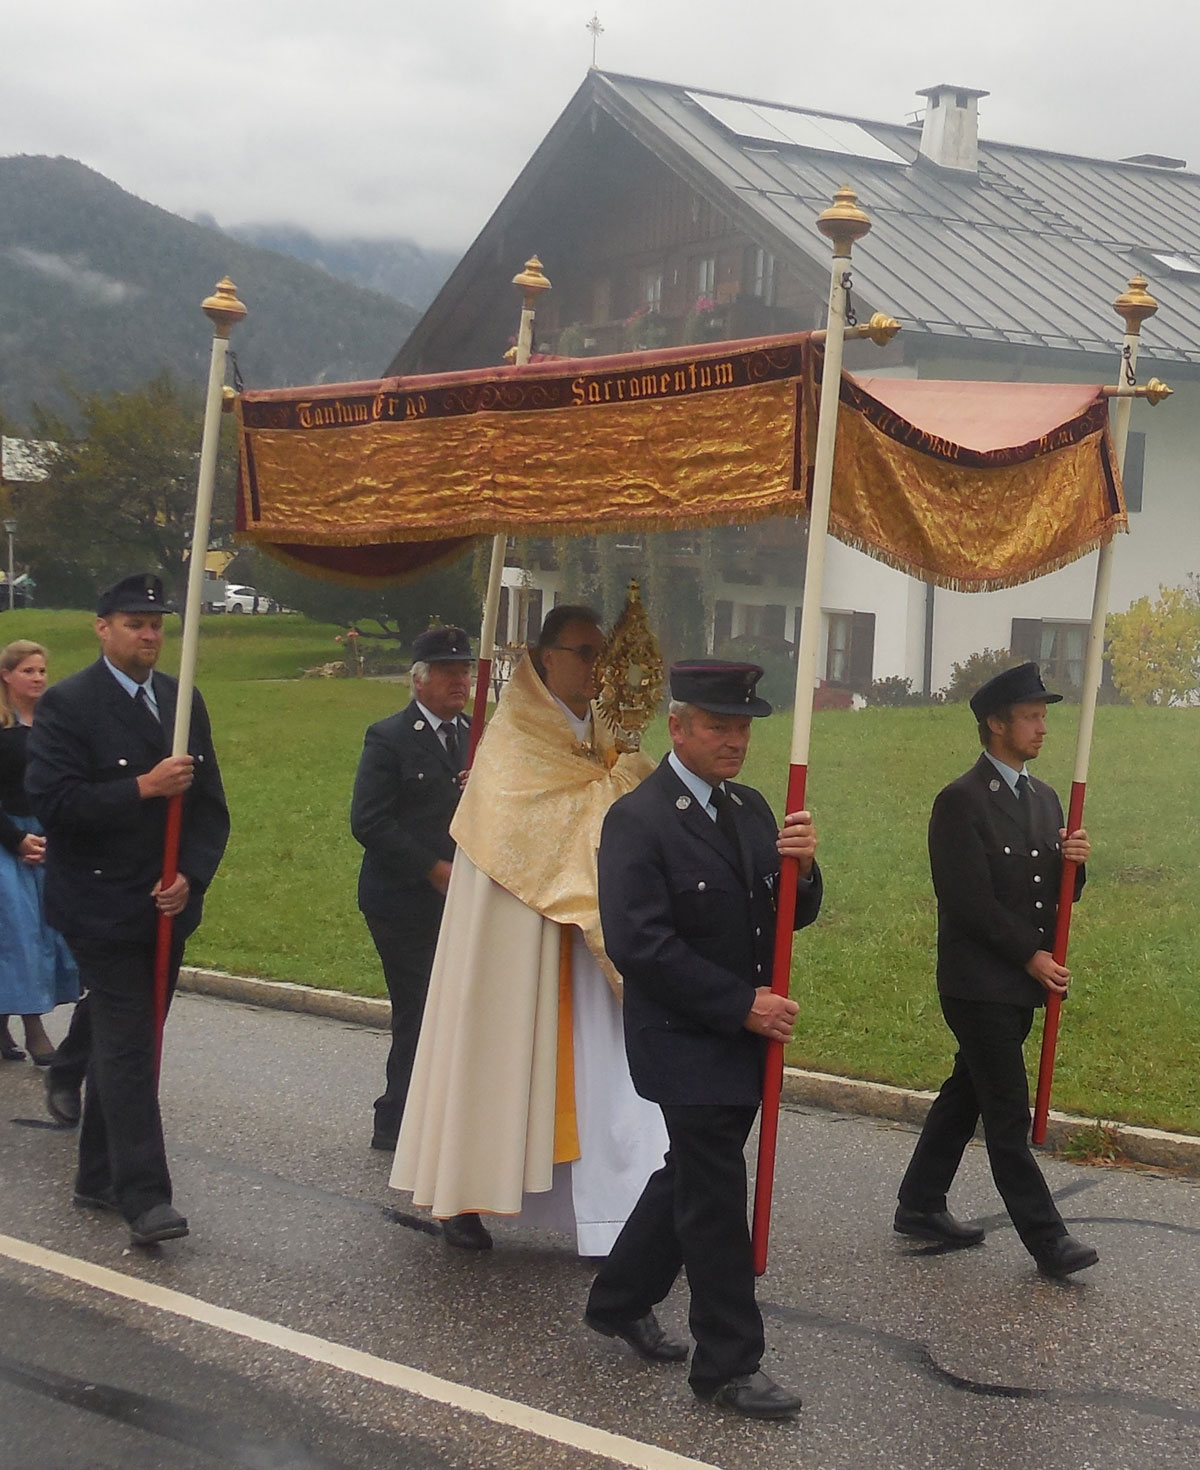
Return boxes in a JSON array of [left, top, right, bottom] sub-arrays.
[[598, 757, 823, 1107], [25, 659, 229, 944], [350, 701, 467, 919], [930, 753, 1085, 1008]]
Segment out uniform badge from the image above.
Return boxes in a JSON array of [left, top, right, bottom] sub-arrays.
[[413, 720, 426, 730], [730, 791, 743, 805], [989, 779, 1001, 792], [676, 796, 691, 810]]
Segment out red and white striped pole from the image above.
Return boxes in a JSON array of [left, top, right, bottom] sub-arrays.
[[1031, 275, 1162, 1143], [751, 188, 873, 1274], [466, 256, 551, 763]]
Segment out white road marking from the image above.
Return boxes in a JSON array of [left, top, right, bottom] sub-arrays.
[[0, 1231, 717, 1470]]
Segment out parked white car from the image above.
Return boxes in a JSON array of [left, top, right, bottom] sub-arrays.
[[225, 584, 270, 613]]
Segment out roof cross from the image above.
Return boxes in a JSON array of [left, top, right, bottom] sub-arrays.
[[586, 13, 604, 67]]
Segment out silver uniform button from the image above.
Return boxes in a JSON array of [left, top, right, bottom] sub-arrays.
[[417, 772, 425, 780], [1003, 846, 1011, 855], [413, 719, 425, 730], [1033, 875, 1042, 883], [93, 868, 102, 876], [118, 758, 128, 766], [697, 881, 706, 891], [1035, 901, 1044, 909], [1031, 849, 1039, 857], [755, 927, 761, 937]]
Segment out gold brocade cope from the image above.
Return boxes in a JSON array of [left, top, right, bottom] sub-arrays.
[[815, 374, 1127, 591], [450, 654, 652, 997], [554, 928, 580, 1165]]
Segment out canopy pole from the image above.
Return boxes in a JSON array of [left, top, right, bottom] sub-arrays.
[[1031, 275, 1160, 1143], [467, 256, 551, 763], [153, 278, 246, 1075], [752, 188, 873, 1275]]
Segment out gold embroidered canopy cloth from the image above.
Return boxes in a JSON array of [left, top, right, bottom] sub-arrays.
[[235, 332, 1125, 591]]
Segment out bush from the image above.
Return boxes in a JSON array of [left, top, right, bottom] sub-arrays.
[[864, 675, 932, 707], [940, 647, 1023, 703], [1105, 585, 1200, 706]]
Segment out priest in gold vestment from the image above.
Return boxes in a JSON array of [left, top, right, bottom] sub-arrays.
[[391, 605, 668, 1254]]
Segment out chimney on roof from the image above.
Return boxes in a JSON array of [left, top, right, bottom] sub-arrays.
[[915, 85, 989, 173]]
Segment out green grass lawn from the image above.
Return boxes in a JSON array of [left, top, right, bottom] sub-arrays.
[[5, 609, 1198, 1134]]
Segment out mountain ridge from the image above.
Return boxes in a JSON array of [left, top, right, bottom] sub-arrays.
[[0, 155, 423, 425]]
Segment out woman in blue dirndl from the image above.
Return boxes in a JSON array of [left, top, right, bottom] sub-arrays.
[[0, 640, 79, 1064]]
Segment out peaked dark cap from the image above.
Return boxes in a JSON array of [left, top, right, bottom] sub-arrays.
[[670, 658, 773, 718], [969, 661, 1062, 722], [96, 573, 170, 618], [412, 626, 472, 663]]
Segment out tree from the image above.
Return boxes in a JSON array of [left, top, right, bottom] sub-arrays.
[[14, 374, 235, 608], [1105, 584, 1200, 706]]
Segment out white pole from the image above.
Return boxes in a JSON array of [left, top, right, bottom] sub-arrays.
[[172, 278, 247, 757], [467, 257, 550, 759], [788, 188, 873, 757], [1067, 284, 1154, 789]]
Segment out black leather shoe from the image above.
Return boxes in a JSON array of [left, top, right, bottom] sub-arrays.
[[584, 1310, 689, 1362], [1, 1037, 26, 1061], [441, 1212, 493, 1250], [1033, 1234, 1099, 1278], [73, 1187, 120, 1213], [129, 1204, 189, 1246], [894, 1205, 985, 1247], [694, 1370, 803, 1420], [370, 1130, 398, 1152], [45, 1071, 82, 1127]]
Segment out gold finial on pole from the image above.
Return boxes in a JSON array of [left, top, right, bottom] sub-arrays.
[[512, 255, 552, 307], [1143, 377, 1172, 404], [510, 256, 551, 370], [816, 185, 872, 257], [863, 312, 901, 346], [202, 277, 248, 338], [1113, 274, 1158, 335]]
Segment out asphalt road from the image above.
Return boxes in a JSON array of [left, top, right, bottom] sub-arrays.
[[1, 994, 1198, 1470]]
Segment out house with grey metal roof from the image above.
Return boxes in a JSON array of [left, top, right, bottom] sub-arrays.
[[389, 70, 1200, 696]]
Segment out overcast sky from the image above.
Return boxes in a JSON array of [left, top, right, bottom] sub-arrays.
[[4, 1, 1195, 253]]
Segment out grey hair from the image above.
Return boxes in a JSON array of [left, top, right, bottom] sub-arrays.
[[668, 699, 693, 719], [410, 660, 431, 685]]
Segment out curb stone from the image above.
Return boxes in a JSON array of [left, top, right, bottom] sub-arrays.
[[178, 966, 1200, 1178]]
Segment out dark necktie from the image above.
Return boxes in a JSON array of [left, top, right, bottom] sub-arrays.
[[440, 720, 460, 768], [133, 685, 163, 743], [1015, 772, 1033, 834], [708, 783, 742, 857]]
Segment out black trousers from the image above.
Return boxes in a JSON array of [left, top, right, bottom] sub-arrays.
[[587, 1103, 763, 1389], [48, 992, 91, 1091], [898, 994, 1065, 1252], [364, 903, 442, 1141], [66, 937, 184, 1223]]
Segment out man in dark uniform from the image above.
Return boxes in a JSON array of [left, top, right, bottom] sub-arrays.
[[585, 660, 822, 1421], [894, 661, 1097, 1278], [351, 625, 471, 1152], [27, 574, 229, 1246]]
